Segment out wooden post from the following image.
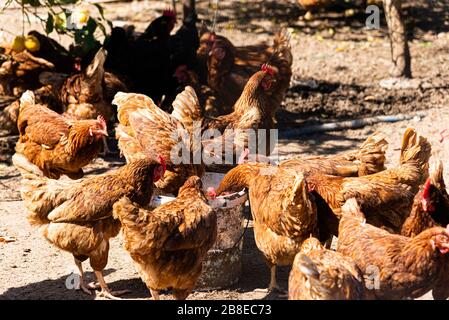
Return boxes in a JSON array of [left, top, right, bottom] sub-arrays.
[[382, 0, 412, 78]]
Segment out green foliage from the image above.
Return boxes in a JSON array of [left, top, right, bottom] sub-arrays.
[[3, 0, 110, 58]]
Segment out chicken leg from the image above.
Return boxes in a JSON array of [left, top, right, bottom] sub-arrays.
[[74, 257, 100, 295], [150, 288, 160, 300], [94, 271, 130, 300], [100, 136, 116, 157], [173, 288, 191, 300], [254, 265, 287, 295]]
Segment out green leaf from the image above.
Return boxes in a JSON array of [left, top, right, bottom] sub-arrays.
[[45, 13, 54, 34]]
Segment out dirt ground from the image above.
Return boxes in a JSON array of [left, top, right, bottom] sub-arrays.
[[1, 0, 449, 300]]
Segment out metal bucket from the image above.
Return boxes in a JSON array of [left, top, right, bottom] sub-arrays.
[[149, 172, 247, 290]]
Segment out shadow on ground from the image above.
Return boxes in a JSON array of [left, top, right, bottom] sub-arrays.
[[197, 0, 449, 37]]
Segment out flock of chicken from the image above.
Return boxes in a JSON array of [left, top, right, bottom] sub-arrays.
[[1, 6, 449, 301]]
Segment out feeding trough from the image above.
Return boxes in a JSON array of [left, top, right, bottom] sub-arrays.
[[150, 172, 247, 290]]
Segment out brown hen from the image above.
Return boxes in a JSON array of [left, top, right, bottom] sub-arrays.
[[337, 198, 449, 300], [401, 161, 449, 237], [201, 66, 282, 160], [113, 176, 216, 300], [215, 163, 317, 293], [288, 237, 366, 300], [15, 90, 108, 179], [306, 128, 431, 239], [114, 86, 205, 195], [196, 28, 292, 116], [16, 156, 166, 299], [42, 48, 115, 122]]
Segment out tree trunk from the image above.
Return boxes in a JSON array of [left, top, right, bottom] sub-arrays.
[[382, 0, 411, 78]]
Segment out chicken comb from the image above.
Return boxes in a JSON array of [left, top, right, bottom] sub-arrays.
[[163, 8, 176, 19], [261, 64, 275, 76], [422, 178, 432, 199], [209, 33, 216, 43]]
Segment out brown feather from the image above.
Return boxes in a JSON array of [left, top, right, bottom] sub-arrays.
[[15, 91, 105, 179], [112, 176, 216, 300], [338, 198, 449, 300], [289, 237, 366, 300]]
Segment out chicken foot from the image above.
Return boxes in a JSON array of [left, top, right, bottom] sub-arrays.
[[149, 289, 160, 300], [94, 271, 130, 300], [74, 258, 100, 295], [254, 265, 287, 295]]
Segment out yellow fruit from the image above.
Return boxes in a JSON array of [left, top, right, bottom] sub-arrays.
[[24, 35, 40, 52], [11, 36, 26, 52], [54, 13, 66, 29]]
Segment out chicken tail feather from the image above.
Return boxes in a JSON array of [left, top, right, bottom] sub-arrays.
[[83, 48, 107, 93], [14, 153, 72, 225], [273, 28, 293, 67], [112, 197, 161, 255], [399, 128, 431, 172], [356, 131, 388, 176], [85, 48, 107, 79]]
